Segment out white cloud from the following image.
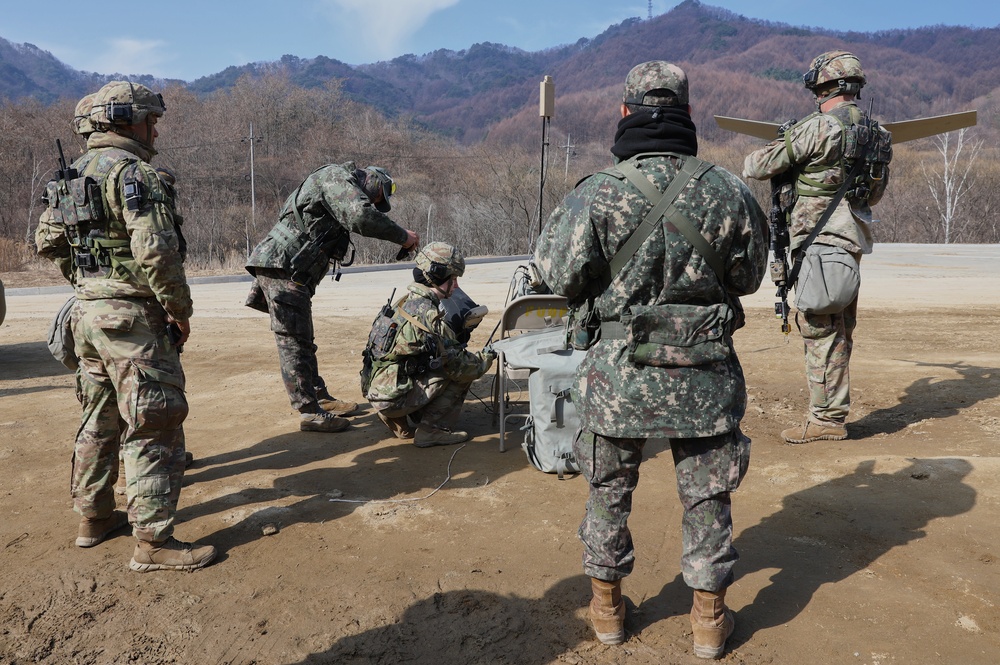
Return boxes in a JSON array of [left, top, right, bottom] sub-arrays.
[[81, 38, 177, 79], [320, 0, 460, 60]]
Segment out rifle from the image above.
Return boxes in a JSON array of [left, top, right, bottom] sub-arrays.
[[768, 120, 797, 335]]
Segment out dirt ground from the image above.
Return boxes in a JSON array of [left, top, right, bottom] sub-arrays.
[[1, 245, 999, 665]]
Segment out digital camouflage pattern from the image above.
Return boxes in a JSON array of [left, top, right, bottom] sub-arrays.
[[623, 60, 689, 106], [246, 161, 409, 285], [245, 162, 411, 415], [71, 297, 187, 542], [535, 135, 765, 592], [535, 153, 767, 439], [35, 116, 191, 542], [366, 282, 494, 427], [743, 95, 891, 426], [574, 429, 750, 589], [253, 270, 331, 413]]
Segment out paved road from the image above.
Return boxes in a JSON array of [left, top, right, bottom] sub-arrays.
[[5, 244, 1000, 323]]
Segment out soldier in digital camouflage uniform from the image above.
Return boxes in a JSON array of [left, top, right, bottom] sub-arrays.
[[364, 242, 496, 446], [534, 61, 767, 658], [35, 80, 215, 572], [743, 51, 891, 444], [246, 163, 419, 433]]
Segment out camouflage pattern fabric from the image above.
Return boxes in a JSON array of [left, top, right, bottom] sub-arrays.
[[71, 296, 187, 542], [253, 270, 331, 413], [743, 100, 890, 426], [36, 132, 192, 320], [535, 153, 767, 439], [742, 100, 887, 256], [366, 283, 493, 428], [623, 60, 689, 106], [535, 139, 765, 593], [797, 292, 858, 425], [245, 162, 411, 414], [574, 429, 750, 590], [36, 128, 190, 543], [246, 161, 409, 283]]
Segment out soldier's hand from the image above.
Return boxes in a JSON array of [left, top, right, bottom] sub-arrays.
[[477, 349, 497, 373], [167, 316, 190, 346], [403, 230, 420, 250]]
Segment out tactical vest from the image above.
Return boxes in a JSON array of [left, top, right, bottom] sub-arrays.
[[360, 292, 445, 395], [42, 147, 171, 281], [788, 105, 892, 206]]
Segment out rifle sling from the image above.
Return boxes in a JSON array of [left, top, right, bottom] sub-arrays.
[[787, 127, 872, 287]]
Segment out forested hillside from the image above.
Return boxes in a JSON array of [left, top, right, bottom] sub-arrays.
[[1, 0, 998, 281]]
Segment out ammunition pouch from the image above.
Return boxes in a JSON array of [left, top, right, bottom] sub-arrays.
[[603, 302, 735, 368], [44, 176, 104, 229], [565, 299, 601, 351], [289, 238, 329, 287]]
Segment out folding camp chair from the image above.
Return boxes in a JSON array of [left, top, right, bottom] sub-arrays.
[[491, 294, 568, 451]]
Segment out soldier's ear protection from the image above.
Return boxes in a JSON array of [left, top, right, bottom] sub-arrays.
[[426, 261, 450, 284], [105, 82, 166, 125], [106, 81, 137, 125]]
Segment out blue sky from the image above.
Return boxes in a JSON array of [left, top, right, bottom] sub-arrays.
[[5, 1, 1000, 81]]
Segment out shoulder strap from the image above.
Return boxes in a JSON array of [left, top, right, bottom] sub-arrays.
[[608, 155, 722, 283], [787, 144, 870, 286]]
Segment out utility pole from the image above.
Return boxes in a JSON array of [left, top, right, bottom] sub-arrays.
[[241, 122, 263, 256], [537, 75, 554, 249], [561, 133, 576, 182]]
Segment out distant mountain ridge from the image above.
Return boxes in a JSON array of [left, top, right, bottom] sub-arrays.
[[2, 0, 996, 142]]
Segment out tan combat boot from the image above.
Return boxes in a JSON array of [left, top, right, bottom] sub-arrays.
[[588, 577, 625, 645], [300, 411, 350, 433], [377, 412, 416, 439], [690, 588, 735, 659], [76, 510, 129, 548], [780, 420, 847, 444], [318, 397, 360, 416], [413, 426, 469, 448], [130, 537, 217, 572]]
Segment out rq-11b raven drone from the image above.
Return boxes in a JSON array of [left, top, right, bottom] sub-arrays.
[[715, 110, 978, 145]]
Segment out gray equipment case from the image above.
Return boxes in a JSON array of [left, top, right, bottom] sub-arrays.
[[492, 328, 585, 478]]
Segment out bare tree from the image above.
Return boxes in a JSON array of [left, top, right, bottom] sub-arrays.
[[920, 129, 982, 244]]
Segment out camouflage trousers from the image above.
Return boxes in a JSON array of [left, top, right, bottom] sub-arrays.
[[71, 297, 188, 543], [254, 271, 332, 413], [371, 373, 473, 430], [574, 428, 751, 592], [796, 295, 858, 425]]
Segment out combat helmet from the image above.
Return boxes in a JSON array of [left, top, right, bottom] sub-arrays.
[[89, 80, 166, 130], [362, 166, 395, 212], [73, 93, 96, 137], [803, 51, 866, 99], [415, 242, 465, 285]]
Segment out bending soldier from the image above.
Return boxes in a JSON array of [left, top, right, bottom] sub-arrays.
[[246, 163, 419, 433]]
